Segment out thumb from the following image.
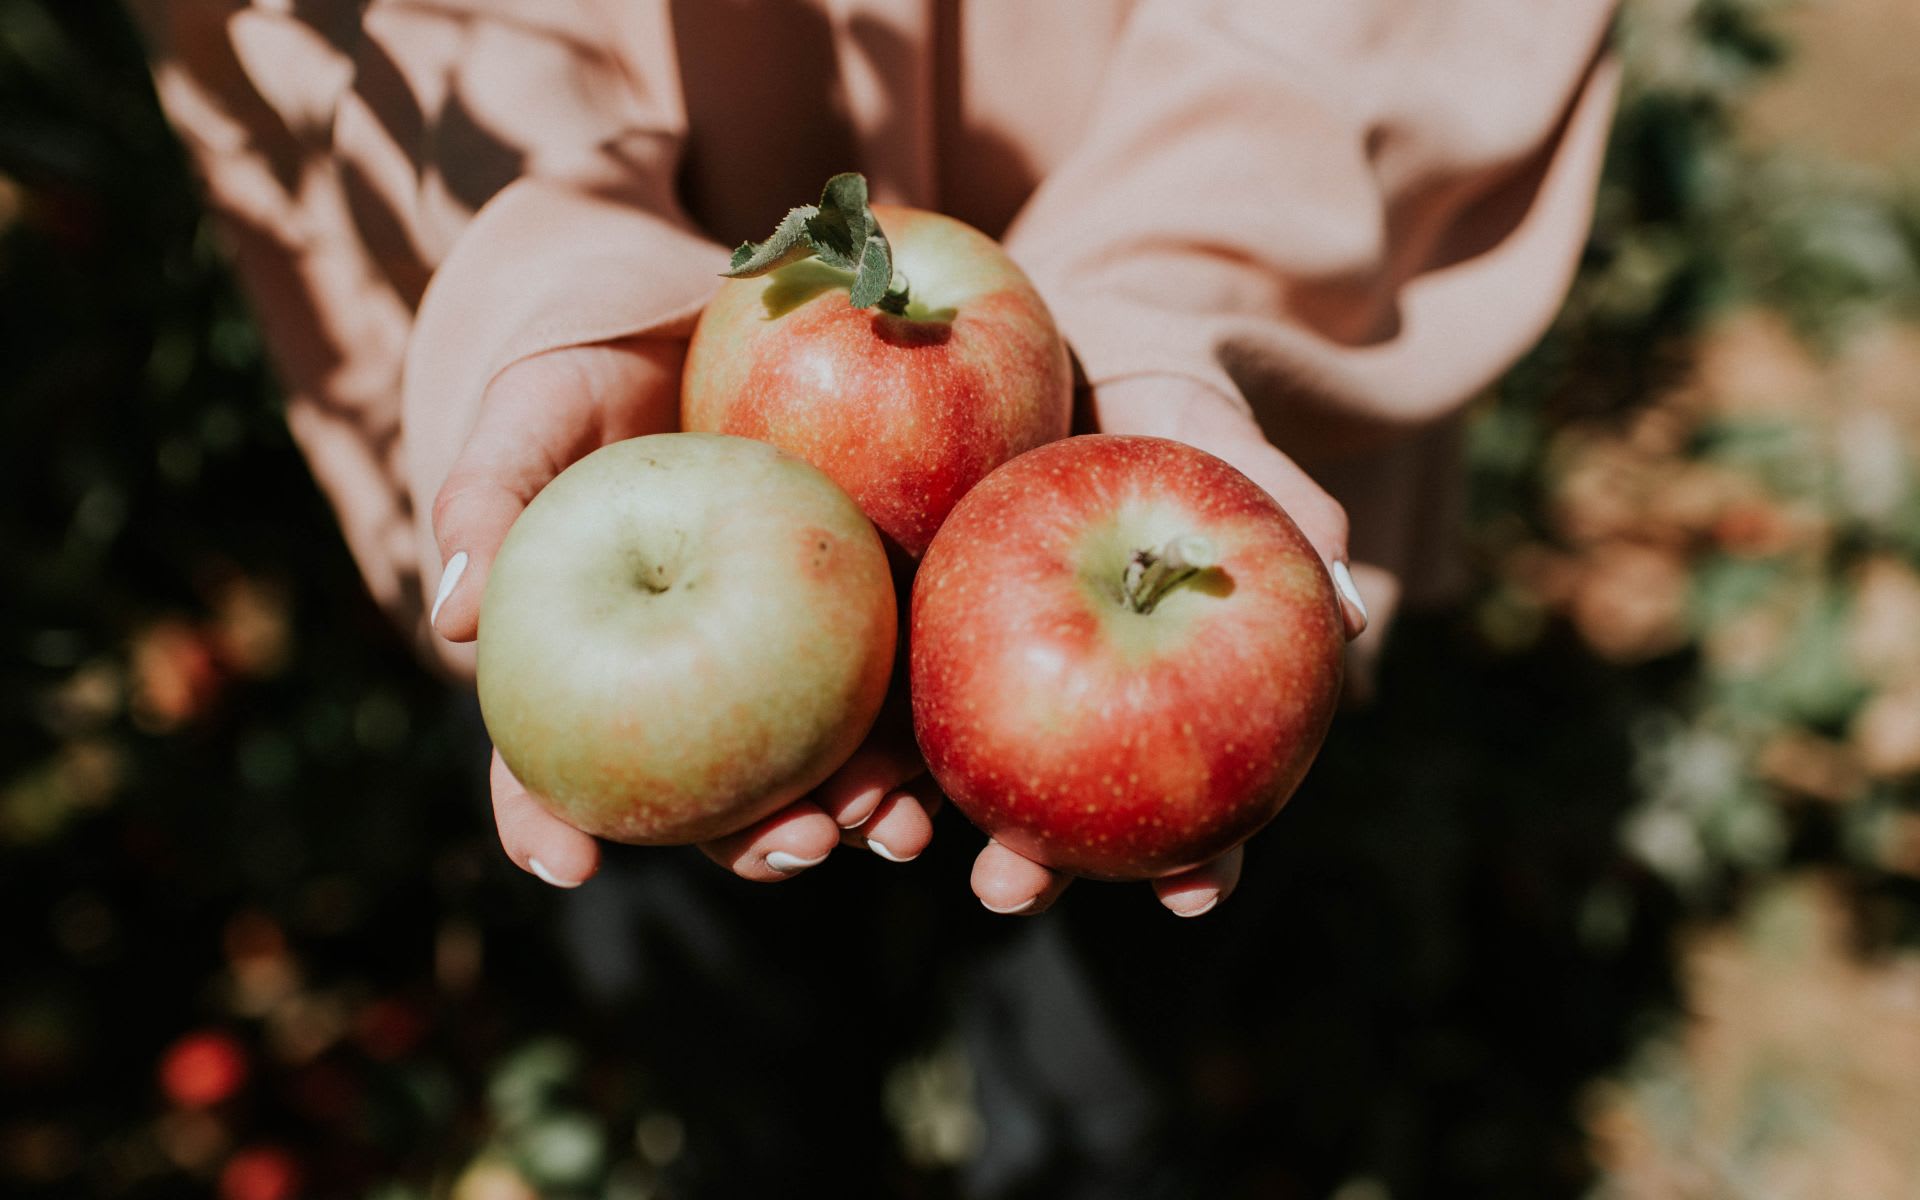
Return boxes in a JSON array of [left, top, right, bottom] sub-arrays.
[[428, 339, 683, 643], [1178, 432, 1369, 642]]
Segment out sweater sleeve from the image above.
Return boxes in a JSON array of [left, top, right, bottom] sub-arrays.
[[131, 0, 728, 649], [396, 183, 723, 655], [1002, 0, 1620, 461]]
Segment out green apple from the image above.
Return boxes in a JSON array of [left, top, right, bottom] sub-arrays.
[[476, 433, 897, 844]]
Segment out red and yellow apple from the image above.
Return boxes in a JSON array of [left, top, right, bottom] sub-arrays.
[[476, 433, 896, 845], [682, 182, 1071, 558], [910, 435, 1345, 880]]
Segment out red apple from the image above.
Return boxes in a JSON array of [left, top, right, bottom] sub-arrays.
[[682, 175, 1071, 557], [911, 435, 1344, 880]]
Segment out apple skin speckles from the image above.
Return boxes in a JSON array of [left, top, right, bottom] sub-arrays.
[[682, 205, 1072, 558], [910, 435, 1344, 880]]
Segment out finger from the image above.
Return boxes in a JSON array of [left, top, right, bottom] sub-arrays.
[[813, 737, 926, 830], [698, 801, 842, 882], [428, 354, 606, 642], [1150, 845, 1245, 918], [1339, 562, 1398, 705], [971, 839, 1073, 915], [1206, 436, 1367, 640], [491, 750, 600, 888], [845, 779, 936, 863], [428, 339, 684, 642]]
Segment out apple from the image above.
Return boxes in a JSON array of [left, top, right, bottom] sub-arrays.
[[910, 435, 1345, 880], [476, 433, 896, 845], [682, 173, 1072, 558]]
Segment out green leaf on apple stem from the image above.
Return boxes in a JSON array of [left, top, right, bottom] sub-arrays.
[[802, 173, 870, 271], [722, 172, 907, 314], [726, 206, 818, 276], [851, 232, 895, 310]]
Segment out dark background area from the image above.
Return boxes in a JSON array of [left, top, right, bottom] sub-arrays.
[[5, 1, 1920, 1197]]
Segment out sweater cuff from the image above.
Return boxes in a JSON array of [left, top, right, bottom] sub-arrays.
[[399, 178, 726, 636]]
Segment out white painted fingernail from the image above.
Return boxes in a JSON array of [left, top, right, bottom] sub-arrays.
[[528, 857, 581, 889], [867, 837, 917, 863], [836, 792, 884, 829], [766, 850, 829, 874], [431, 551, 469, 631], [1331, 560, 1368, 635], [1170, 894, 1220, 918], [981, 897, 1036, 915]]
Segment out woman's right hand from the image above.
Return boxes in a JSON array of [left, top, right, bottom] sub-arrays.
[[425, 338, 936, 888]]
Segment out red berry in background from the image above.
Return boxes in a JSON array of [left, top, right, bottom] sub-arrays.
[[220, 1146, 301, 1200], [352, 997, 427, 1062], [130, 618, 227, 730], [158, 1030, 249, 1108]]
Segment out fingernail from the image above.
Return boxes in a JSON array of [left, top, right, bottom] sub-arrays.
[[431, 551, 469, 631], [1331, 560, 1369, 637], [835, 789, 885, 829], [528, 857, 581, 889], [867, 836, 917, 864], [766, 850, 829, 874], [1168, 894, 1220, 918], [981, 897, 1036, 915]]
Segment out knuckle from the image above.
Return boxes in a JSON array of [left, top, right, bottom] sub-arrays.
[[1287, 488, 1348, 547], [1313, 494, 1351, 545], [429, 477, 467, 537], [430, 475, 491, 543]]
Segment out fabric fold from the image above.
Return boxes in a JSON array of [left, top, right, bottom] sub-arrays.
[[1004, 0, 1619, 460]]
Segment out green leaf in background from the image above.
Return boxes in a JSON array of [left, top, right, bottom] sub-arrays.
[[487, 1038, 582, 1128], [516, 1113, 606, 1188]]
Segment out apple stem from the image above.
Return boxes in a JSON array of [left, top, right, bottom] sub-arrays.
[[876, 270, 911, 316], [1123, 535, 1218, 613], [721, 172, 914, 313]]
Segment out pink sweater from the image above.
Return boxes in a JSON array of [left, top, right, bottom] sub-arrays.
[[133, 0, 1619, 669]]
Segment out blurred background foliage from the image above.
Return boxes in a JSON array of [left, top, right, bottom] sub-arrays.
[[1477, 0, 1920, 915], [4, 0, 1920, 1196]]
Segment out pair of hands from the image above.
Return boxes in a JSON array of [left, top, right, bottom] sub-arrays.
[[427, 337, 1368, 917]]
